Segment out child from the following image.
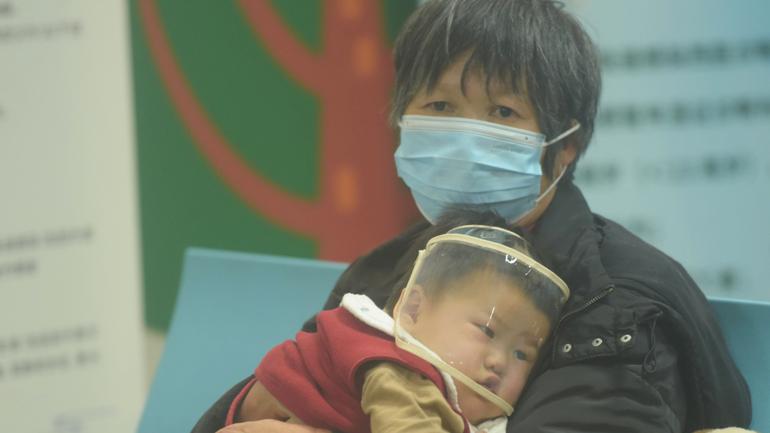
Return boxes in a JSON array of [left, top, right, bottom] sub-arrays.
[[227, 211, 569, 433]]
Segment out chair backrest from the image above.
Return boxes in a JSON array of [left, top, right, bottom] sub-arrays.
[[137, 249, 768, 432], [709, 297, 769, 431], [137, 248, 346, 433]]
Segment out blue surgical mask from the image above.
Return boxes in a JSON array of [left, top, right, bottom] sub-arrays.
[[395, 115, 580, 224]]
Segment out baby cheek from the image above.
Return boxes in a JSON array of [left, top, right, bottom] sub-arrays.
[[450, 339, 489, 375], [499, 368, 529, 405]]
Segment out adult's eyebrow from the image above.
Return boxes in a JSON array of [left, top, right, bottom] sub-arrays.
[[424, 79, 459, 97]]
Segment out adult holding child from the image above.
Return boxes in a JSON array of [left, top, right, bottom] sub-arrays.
[[200, 0, 752, 432]]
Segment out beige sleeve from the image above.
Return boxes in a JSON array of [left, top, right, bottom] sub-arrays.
[[361, 362, 466, 433]]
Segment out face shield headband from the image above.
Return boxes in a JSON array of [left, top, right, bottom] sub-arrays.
[[393, 225, 569, 417]]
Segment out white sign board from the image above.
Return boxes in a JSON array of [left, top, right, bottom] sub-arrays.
[[0, 1, 145, 432], [569, 0, 770, 302]]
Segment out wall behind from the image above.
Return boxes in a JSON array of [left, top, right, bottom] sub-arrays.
[[569, 0, 770, 302], [132, 0, 419, 331], [0, 1, 145, 431]]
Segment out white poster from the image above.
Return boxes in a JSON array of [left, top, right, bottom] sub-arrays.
[[0, 1, 145, 432], [569, 0, 770, 302]]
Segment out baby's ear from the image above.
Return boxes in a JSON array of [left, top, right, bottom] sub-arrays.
[[395, 284, 426, 325]]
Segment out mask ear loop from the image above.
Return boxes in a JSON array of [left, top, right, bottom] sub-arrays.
[[534, 165, 567, 203], [534, 122, 581, 203], [545, 122, 581, 147]]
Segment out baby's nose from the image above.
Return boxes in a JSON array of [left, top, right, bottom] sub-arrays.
[[484, 347, 507, 374]]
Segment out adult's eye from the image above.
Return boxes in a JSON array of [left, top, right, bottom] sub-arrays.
[[429, 101, 449, 112], [495, 106, 515, 118]]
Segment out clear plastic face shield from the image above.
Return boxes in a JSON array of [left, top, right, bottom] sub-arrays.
[[393, 225, 569, 420]]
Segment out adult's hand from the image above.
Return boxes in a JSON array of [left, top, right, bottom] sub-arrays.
[[216, 420, 331, 433]]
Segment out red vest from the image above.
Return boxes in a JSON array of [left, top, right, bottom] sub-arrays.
[[255, 307, 461, 433]]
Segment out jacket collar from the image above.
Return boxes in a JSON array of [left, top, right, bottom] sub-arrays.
[[527, 181, 613, 304]]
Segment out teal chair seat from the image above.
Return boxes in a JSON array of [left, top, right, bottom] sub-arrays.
[[137, 249, 346, 433], [710, 297, 769, 431], [137, 248, 768, 432]]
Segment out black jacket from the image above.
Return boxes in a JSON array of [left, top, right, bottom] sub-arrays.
[[193, 181, 750, 433]]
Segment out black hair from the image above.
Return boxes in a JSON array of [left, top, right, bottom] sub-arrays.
[[391, 0, 602, 180], [384, 208, 564, 324], [414, 243, 563, 325]]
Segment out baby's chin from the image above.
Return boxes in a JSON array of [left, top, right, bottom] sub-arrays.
[[456, 386, 506, 424]]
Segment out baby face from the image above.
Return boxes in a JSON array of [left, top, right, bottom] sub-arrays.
[[403, 271, 551, 424]]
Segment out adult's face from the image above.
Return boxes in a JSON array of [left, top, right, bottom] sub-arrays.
[[402, 53, 576, 228]]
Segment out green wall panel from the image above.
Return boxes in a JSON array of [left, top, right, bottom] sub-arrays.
[[131, 1, 418, 331]]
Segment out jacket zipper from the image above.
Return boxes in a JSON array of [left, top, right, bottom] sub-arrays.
[[545, 284, 615, 366], [556, 284, 615, 328]]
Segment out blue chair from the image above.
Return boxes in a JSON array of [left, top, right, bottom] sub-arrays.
[[137, 248, 346, 433], [137, 248, 769, 432], [710, 297, 769, 431]]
